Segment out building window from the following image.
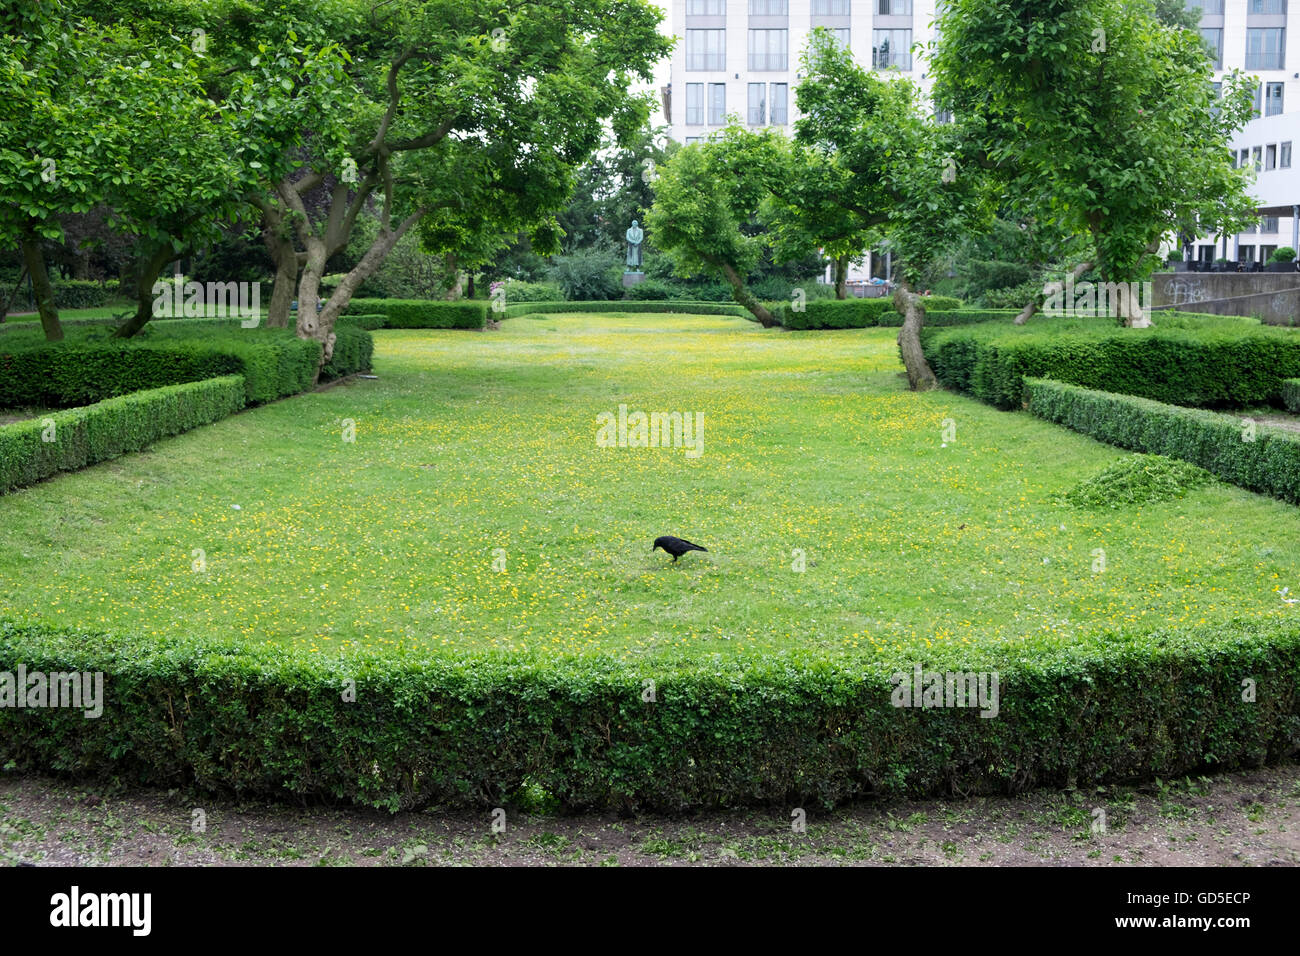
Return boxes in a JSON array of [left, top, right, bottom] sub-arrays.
[[686, 83, 704, 125], [1262, 216, 1280, 233], [749, 0, 788, 13], [829, 28, 850, 49], [1187, 0, 1225, 12], [1239, 244, 1256, 263], [811, 0, 850, 12], [873, 29, 913, 70], [1282, 141, 1292, 167], [748, 29, 788, 70], [1261, 244, 1278, 262], [707, 83, 726, 125], [686, 0, 724, 13], [770, 83, 788, 124], [1246, 28, 1285, 70], [1267, 143, 1278, 169], [1266, 81, 1285, 115], [877, 0, 913, 13], [685, 137, 702, 145], [748, 82, 767, 124], [1249, 0, 1286, 13], [1200, 29, 1223, 68], [1254, 145, 1264, 170], [686, 30, 726, 71], [1240, 148, 1250, 167]]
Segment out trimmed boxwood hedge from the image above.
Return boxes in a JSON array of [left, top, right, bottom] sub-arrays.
[[777, 295, 964, 329], [0, 324, 372, 409], [346, 298, 486, 329], [924, 316, 1300, 410], [1026, 377, 1300, 503], [0, 617, 1295, 811], [0, 376, 245, 493], [501, 300, 752, 318]]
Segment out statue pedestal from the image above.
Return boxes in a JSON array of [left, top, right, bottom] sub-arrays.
[[622, 272, 645, 288]]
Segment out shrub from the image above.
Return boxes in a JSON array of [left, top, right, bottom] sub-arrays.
[[777, 295, 964, 329], [1025, 378, 1300, 503], [336, 313, 388, 331], [1282, 378, 1300, 413], [51, 280, 113, 309], [1059, 454, 1216, 509], [345, 299, 486, 329], [501, 300, 751, 319], [0, 322, 371, 409], [546, 248, 623, 301], [0, 376, 245, 493], [923, 314, 1300, 410], [1, 616, 1296, 811], [499, 280, 563, 303], [623, 279, 673, 300], [321, 325, 375, 381], [1270, 247, 1297, 264]]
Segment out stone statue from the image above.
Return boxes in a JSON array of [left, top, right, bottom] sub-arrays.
[[625, 220, 644, 271]]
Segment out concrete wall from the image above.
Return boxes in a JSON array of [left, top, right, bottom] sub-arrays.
[[1151, 272, 1300, 325]]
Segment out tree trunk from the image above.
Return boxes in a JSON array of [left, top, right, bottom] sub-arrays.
[[296, 209, 425, 376], [466, 272, 475, 299], [262, 208, 299, 329], [1, 264, 29, 322], [834, 254, 849, 299], [894, 282, 938, 391], [113, 245, 174, 338], [1016, 260, 1093, 325], [719, 262, 778, 327], [19, 231, 63, 342]]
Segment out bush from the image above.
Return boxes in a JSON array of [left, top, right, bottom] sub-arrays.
[[923, 314, 1300, 410], [0, 376, 245, 493], [1, 616, 1296, 811], [50, 280, 113, 310], [1059, 454, 1216, 509], [501, 300, 752, 319], [0, 321, 372, 409], [336, 313, 388, 331], [1282, 378, 1300, 413], [321, 325, 374, 381], [1025, 378, 1300, 503], [499, 280, 563, 303], [622, 279, 674, 300], [1270, 247, 1297, 264], [546, 248, 623, 301], [777, 295, 964, 329], [345, 299, 486, 329]]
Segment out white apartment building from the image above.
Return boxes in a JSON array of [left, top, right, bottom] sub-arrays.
[[656, 0, 940, 281], [1192, 0, 1300, 265], [652, 1, 1300, 274]]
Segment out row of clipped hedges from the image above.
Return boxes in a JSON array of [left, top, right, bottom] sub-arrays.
[[0, 323, 373, 409], [0, 617, 1295, 811], [501, 300, 753, 319], [346, 299, 486, 329], [922, 314, 1300, 410], [0, 376, 245, 493], [1026, 378, 1300, 503], [776, 295, 964, 329], [3, 280, 115, 312]]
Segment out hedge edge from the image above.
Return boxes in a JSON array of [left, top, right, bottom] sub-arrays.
[[0, 375, 246, 494], [1024, 377, 1300, 503], [1, 617, 1295, 812]]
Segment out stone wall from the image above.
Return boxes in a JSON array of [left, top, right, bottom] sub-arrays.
[[1151, 273, 1300, 325]]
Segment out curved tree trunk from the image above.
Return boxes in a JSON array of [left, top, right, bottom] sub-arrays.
[[719, 261, 778, 327], [19, 231, 63, 342], [112, 245, 173, 338], [1015, 260, 1093, 325], [894, 282, 937, 391]]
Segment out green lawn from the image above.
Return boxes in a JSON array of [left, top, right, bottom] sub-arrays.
[[2, 311, 1298, 662]]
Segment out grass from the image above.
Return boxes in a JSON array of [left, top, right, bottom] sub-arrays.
[[3, 311, 1300, 662]]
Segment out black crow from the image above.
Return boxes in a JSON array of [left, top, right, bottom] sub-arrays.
[[653, 535, 708, 562]]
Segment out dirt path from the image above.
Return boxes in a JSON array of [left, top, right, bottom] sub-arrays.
[[3, 763, 1297, 867]]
